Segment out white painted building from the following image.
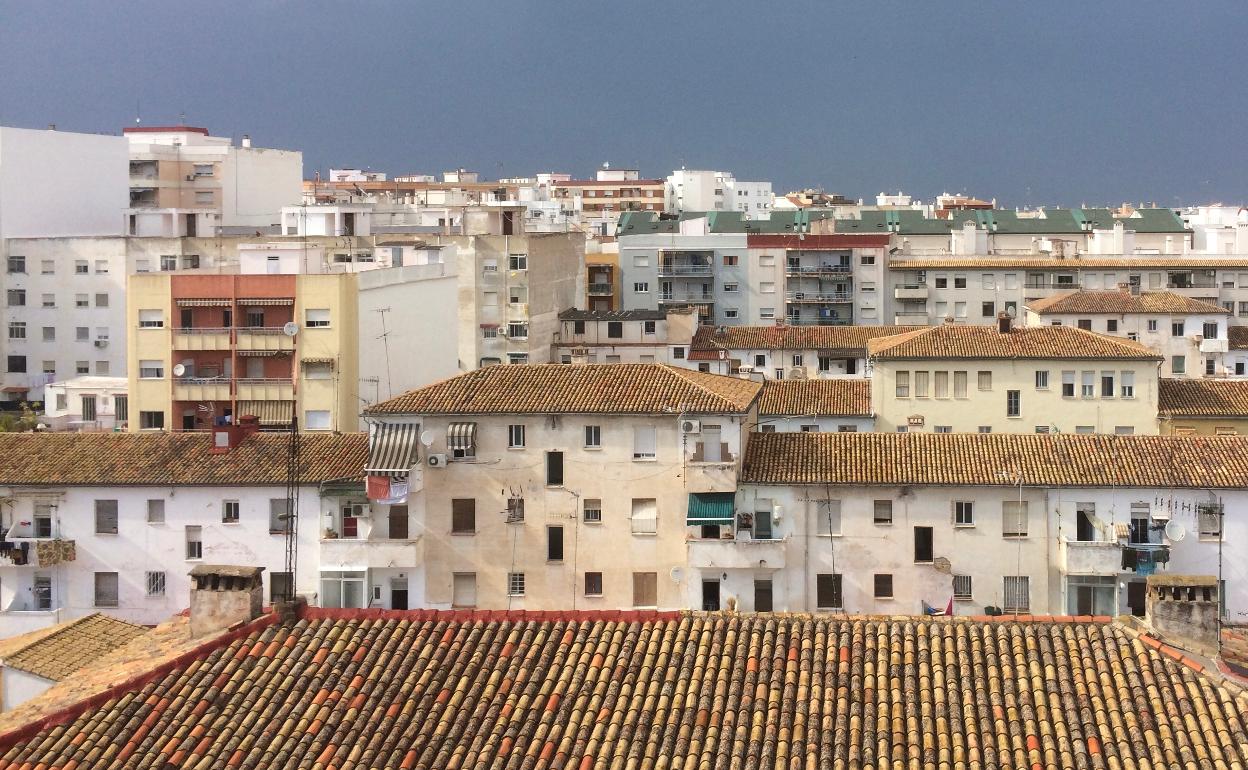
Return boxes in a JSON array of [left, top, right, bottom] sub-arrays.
[[666, 170, 772, 219], [551, 308, 697, 365], [754, 380, 873, 433], [40, 376, 128, 431]]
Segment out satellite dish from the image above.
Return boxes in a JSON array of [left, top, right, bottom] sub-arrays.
[[172, 363, 186, 377], [419, 430, 434, 447], [1165, 520, 1186, 542], [282, 322, 300, 337], [669, 567, 684, 583]]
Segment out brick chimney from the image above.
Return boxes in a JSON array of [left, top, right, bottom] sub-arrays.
[[209, 415, 261, 454], [1145, 574, 1220, 655], [996, 311, 1012, 333], [188, 565, 265, 638]]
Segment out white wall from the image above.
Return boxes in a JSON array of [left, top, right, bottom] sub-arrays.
[[0, 667, 51, 713], [0, 127, 128, 239]]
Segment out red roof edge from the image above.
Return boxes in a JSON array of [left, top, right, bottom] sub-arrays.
[[0, 611, 279, 752], [299, 605, 684, 624], [748, 234, 891, 248], [123, 125, 210, 135]]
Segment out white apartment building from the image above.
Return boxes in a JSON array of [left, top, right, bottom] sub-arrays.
[[551, 308, 697, 365], [666, 170, 772, 219], [867, 319, 1163, 435], [733, 432, 1245, 619], [1024, 289, 1231, 378], [125, 126, 301, 236], [0, 430, 368, 639], [362, 364, 761, 611], [40, 376, 128, 431], [1179, 205, 1248, 255]]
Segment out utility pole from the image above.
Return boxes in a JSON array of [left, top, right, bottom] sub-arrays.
[[374, 307, 393, 399]]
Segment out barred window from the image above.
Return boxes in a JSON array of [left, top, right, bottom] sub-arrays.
[[146, 571, 166, 597]]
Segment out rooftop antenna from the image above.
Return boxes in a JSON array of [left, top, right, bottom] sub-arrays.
[[281, 404, 300, 602], [374, 307, 393, 399]]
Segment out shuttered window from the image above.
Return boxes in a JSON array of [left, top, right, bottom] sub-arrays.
[[630, 499, 657, 534], [1003, 501, 1029, 538], [816, 574, 843, 609], [1003, 576, 1030, 613], [632, 572, 657, 607], [452, 499, 476, 534], [95, 500, 118, 534], [94, 572, 119, 607]]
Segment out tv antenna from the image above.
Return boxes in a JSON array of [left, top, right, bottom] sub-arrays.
[[375, 307, 393, 399]]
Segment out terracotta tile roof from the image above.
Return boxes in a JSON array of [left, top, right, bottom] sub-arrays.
[[1230, 326, 1248, 350], [890, 255, 1248, 269], [1026, 290, 1229, 315], [1158, 379, 1248, 417], [1, 609, 1245, 769], [757, 380, 870, 416], [0, 432, 366, 486], [365, 364, 762, 415], [2, 615, 148, 682], [741, 432, 1248, 487], [692, 324, 924, 353], [867, 323, 1161, 360]]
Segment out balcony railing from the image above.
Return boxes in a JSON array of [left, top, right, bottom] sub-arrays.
[[785, 291, 852, 303], [236, 379, 295, 400], [658, 264, 714, 276], [1167, 280, 1218, 289], [785, 317, 851, 326], [173, 328, 232, 351], [659, 291, 715, 302], [1023, 279, 1082, 290], [785, 265, 851, 276], [588, 283, 613, 295], [237, 328, 296, 351], [688, 536, 787, 570], [1059, 539, 1122, 575]]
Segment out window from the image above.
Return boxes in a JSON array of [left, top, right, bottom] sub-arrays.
[[584, 425, 601, 448], [222, 500, 240, 523], [1035, 370, 1049, 389], [630, 498, 657, 534], [451, 499, 476, 534], [1006, 390, 1020, 417], [1147, 319, 1159, 332], [40, 259, 54, 275], [1121, 371, 1135, 398], [953, 275, 967, 289], [1106, 319, 1118, 333], [1081, 371, 1095, 397], [934, 371, 949, 398], [895, 371, 910, 398], [632, 572, 658, 607], [1114, 426, 1134, 435], [321, 571, 366, 608], [1003, 501, 1029, 538], [1097, 371, 1116, 398], [186, 526, 203, 559], [138, 310, 164, 328], [33, 504, 53, 538], [873, 574, 893, 599], [812, 499, 842, 536], [269, 499, 290, 533], [1171, 356, 1185, 375], [305, 309, 330, 328], [6, 255, 24, 274], [95, 500, 118, 534], [934, 425, 952, 433], [1171, 321, 1184, 337], [145, 571, 166, 597], [95, 293, 109, 307], [139, 411, 165, 430], [759, 307, 775, 319], [95, 260, 109, 274], [304, 362, 333, 381], [74, 260, 89, 274], [508, 255, 527, 271], [7, 322, 25, 340], [507, 322, 528, 339], [1199, 505, 1223, 538], [381, 505, 407, 539], [7, 289, 25, 307], [94, 572, 119, 607], [643, 321, 656, 335], [860, 252, 876, 265], [981, 301, 995, 318], [633, 283, 649, 294], [42, 327, 54, 342], [139, 360, 164, 379], [873, 499, 893, 525], [607, 321, 623, 338], [934, 276, 947, 288], [632, 425, 657, 459], [546, 525, 564, 561], [723, 282, 739, 293], [913, 526, 934, 563], [1077, 319, 1092, 331], [76, 326, 89, 342], [269, 572, 293, 603], [146, 499, 165, 524], [507, 572, 526, 596], [978, 371, 992, 390], [947, 370, 966, 399], [954, 501, 974, 526], [760, 282, 775, 294], [583, 498, 602, 523], [482, 326, 498, 339], [671, 346, 685, 360], [816, 574, 843, 609], [632, 255, 650, 268], [584, 572, 603, 596], [1003, 576, 1030, 613], [723, 255, 738, 266], [507, 424, 526, 448], [546, 451, 564, 485], [75, 360, 89, 375], [75, 294, 89, 308], [1061, 371, 1075, 397], [953, 575, 972, 601]]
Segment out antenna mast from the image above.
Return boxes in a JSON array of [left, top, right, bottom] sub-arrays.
[[282, 405, 300, 600]]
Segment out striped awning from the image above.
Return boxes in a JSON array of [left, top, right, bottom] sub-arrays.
[[687, 493, 736, 525], [447, 422, 476, 451], [176, 298, 231, 307], [237, 350, 284, 357], [301, 357, 335, 366], [367, 422, 419, 477], [237, 400, 294, 426], [238, 298, 294, 306]]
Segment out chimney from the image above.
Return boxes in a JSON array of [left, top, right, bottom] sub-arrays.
[[996, 311, 1012, 333], [209, 415, 261, 454], [1116, 282, 1131, 294], [188, 565, 265, 638], [1145, 574, 1220, 656], [241, 134, 252, 148]]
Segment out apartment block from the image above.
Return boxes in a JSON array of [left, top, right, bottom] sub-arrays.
[[551, 308, 697, 365], [666, 169, 772, 219]]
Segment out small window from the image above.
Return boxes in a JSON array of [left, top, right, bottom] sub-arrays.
[[816, 573, 843, 609], [632, 571, 658, 607], [873, 499, 893, 525], [1034, 370, 1049, 389], [547, 526, 564, 562], [546, 451, 564, 485], [584, 572, 604, 596], [723, 255, 739, 266], [387, 505, 409, 539], [95, 293, 109, 307], [1003, 576, 1030, 613], [607, 321, 623, 338], [643, 321, 656, 335], [452, 499, 476, 534], [6, 255, 24, 274], [630, 498, 658, 534], [1100, 372, 1115, 397], [139, 411, 165, 430], [145, 571, 166, 597], [978, 371, 992, 390], [222, 500, 240, 523], [1106, 319, 1118, 333], [6, 289, 25, 307], [146, 499, 165, 524], [914, 526, 934, 563], [94, 572, 119, 607], [1062, 371, 1076, 397], [269, 499, 291, 533], [74, 260, 89, 274], [584, 425, 601, 448], [953, 575, 972, 601], [895, 371, 910, 398], [186, 525, 203, 559], [305, 309, 330, 328], [95, 500, 119, 534], [1006, 390, 1020, 417], [1003, 501, 1029, 538], [138, 310, 164, 328], [305, 410, 331, 430], [583, 498, 603, 523], [1171, 356, 1185, 375], [139, 360, 164, 379], [270, 572, 293, 603], [954, 501, 974, 526], [507, 424, 526, 448], [873, 574, 894, 599], [508, 254, 528, 271], [633, 282, 649, 293], [507, 572, 526, 596], [1199, 505, 1223, 538], [672, 346, 686, 360]]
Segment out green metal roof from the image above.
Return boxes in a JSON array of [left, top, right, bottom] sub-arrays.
[[687, 493, 735, 524]]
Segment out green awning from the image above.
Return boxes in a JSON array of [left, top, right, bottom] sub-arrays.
[[687, 493, 735, 525]]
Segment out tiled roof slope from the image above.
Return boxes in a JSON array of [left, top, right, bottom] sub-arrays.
[[867, 324, 1160, 360], [692, 324, 924, 353], [1027, 290, 1229, 315], [741, 432, 1248, 487], [1, 611, 1244, 770], [1159, 379, 1248, 417], [758, 380, 871, 417], [3, 615, 147, 681], [366, 364, 762, 415], [0, 432, 366, 486], [1230, 326, 1248, 351]]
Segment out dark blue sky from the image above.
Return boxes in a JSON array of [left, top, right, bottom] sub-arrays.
[[2, 1, 1245, 207]]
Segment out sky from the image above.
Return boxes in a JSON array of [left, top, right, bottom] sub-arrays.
[[1, 0, 1245, 208]]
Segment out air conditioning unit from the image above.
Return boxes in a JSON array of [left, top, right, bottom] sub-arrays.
[[681, 419, 701, 434], [427, 453, 447, 468], [94, 340, 108, 348]]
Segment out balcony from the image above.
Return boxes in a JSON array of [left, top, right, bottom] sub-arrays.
[[688, 536, 787, 570], [786, 317, 851, 326], [588, 283, 614, 296], [173, 328, 231, 351], [237, 328, 295, 352], [236, 379, 294, 401], [894, 283, 929, 300], [684, 459, 737, 494], [173, 378, 231, 402], [320, 537, 420, 569], [1200, 338, 1229, 353], [785, 291, 852, 304], [0, 541, 34, 567], [894, 312, 930, 325], [785, 265, 851, 276], [660, 291, 716, 302], [1023, 279, 1082, 290], [507, 302, 529, 319], [1059, 539, 1122, 575]]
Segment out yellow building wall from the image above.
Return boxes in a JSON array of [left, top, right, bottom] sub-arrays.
[[126, 274, 173, 431], [295, 273, 359, 432], [1160, 418, 1248, 436]]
